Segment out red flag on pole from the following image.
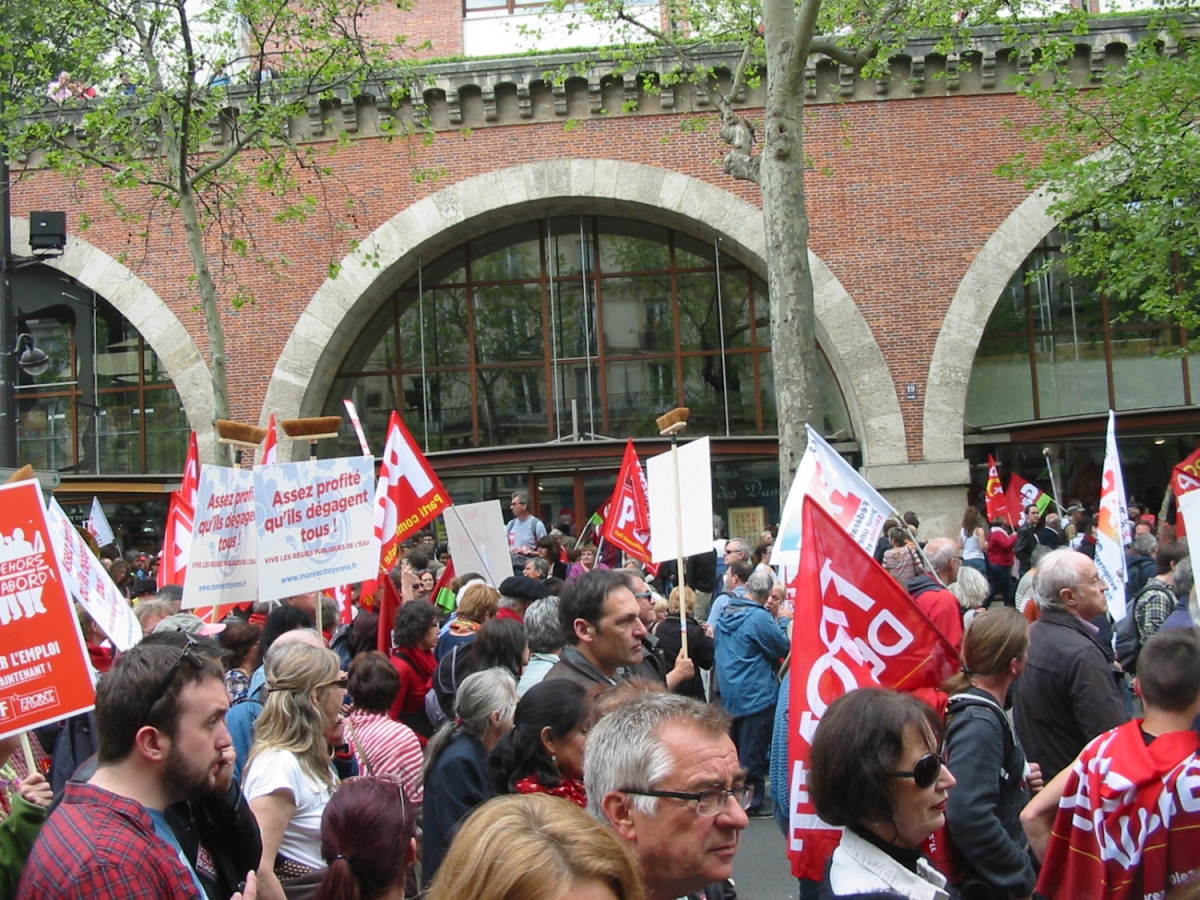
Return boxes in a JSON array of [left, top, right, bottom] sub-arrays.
[[157, 491, 194, 589], [181, 431, 200, 508], [600, 440, 658, 575], [261, 413, 278, 465], [375, 573, 404, 653], [362, 412, 451, 621], [786, 498, 961, 881], [1171, 449, 1200, 538], [1005, 473, 1050, 528], [984, 455, 1009, 525]]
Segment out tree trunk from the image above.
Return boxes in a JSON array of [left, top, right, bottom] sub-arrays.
[[761, 0, 817, 489], [179, 184, 232, 463]]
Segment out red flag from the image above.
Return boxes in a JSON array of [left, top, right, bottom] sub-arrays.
[[361, 412, 451, 607], [601, 440, 658, 575], [376, 573, 404, 653], [157, 491, 194, 589], [432, 559, 457, 612], [1171, 449, 1200, 538], [787, 498, 961, 881], [1005, 473, 1050, 528], [181, 431, 200, 509], [984, 455, 1009, 524], [322, 584, 354, 626], [261, 413, 278, 465]]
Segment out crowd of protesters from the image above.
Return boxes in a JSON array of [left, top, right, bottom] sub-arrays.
[[3, 487, 1200, 900]]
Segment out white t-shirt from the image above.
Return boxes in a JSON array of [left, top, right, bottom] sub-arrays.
[[243, 748, 336, 870]]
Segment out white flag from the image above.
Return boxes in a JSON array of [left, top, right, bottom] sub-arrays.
[[86, 496, 116, 548], [1095, 410, 1131, 620], [773, 425, 894, 567]]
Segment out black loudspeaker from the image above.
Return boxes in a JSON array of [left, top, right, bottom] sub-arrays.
[[29, 211, 67, 251]]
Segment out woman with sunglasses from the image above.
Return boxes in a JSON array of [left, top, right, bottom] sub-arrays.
[[809, 688, 957, 899], [243, 642, 347, 900], [941, 608, 1041, 900]]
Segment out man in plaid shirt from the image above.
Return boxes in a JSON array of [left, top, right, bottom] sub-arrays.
[[18, 636, 256, 900]]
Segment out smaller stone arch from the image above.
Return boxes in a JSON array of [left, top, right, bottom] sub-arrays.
[[265, 160, 908, 467], [922, 188, 1057, 462], [9, 217, 217, 460]]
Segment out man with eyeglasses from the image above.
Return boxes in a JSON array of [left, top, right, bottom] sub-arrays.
[[587, 691, 748, 900], [906, 537, 964, 653], [19, 637, 256, 900], [1013, 548, 1129, 780]]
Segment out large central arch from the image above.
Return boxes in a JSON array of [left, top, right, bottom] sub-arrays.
[[263, 160, 906, 466], [9, 217, 217, 461]]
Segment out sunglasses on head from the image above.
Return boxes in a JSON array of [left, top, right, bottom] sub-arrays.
[[889, 751, 947, 789]]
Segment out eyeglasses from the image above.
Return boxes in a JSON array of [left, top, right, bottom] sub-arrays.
[[620, 785, 752, 816], [633, 591, 652, 599], [889, 751, 948, 790], [317, 678, 348, 691], [143, 634, 204, 725]]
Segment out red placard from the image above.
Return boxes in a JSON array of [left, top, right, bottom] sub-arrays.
[[0, 481, 96, 740]]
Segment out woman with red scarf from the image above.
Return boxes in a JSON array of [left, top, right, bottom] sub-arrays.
[[486, 679, 590, 808], [389, 601, 439, 745]]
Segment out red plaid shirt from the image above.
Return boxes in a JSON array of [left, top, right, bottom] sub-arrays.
[[17, 782, 201, 900]]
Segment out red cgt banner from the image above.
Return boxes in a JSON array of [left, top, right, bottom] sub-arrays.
[[0, 480, 96, 740], [601, 440, 658, 575], [786, 497, 960, 881]]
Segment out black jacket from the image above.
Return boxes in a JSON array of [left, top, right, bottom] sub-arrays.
[[1012, 608, 1128, 779], [943, 690, 1035, 898], [422, 731, 493, 885], [653, 616, 715, 700]]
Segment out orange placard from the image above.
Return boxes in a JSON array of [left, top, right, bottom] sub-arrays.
[[0, 481, 96, 740]]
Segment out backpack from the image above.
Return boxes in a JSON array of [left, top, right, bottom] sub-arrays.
[[1115, 580, 1174, 674], [925, 693, 1023, 886]]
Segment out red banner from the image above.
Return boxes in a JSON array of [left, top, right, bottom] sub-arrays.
[[157, 490, 194, 589], [786, 498, 960, 881], [984, 455, 1010, 525], [181, 431, 200, 509], [362, 412, 450, 608], [0, 481, 97, 739], [1171, 449, 1200, 538], [601, 440, 657, 574], [1005, 473, 1050, 527]]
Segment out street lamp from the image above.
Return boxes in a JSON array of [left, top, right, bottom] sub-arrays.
[[14, 333, 49, 376]]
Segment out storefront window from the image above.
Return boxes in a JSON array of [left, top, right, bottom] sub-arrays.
[[323, 215, 852, 454]]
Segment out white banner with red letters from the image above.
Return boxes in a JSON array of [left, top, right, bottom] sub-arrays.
[[46, 498, 141, 651], [787, 497, 960, 881], [182, 464, 259, 609], [1096, 410, 1131, 621], [255, 457, 376, 603], [774, 425, 893, 567]]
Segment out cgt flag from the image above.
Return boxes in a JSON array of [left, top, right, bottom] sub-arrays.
[[1171, 448, 1200, 538], [181, 431, 200, 509], [787, 497, 960, 881], [157, 491, 194, 589], [362, 411, 450, 613], [984, 455, 1010, 525], [1005, 474, 1051, 528], [601, 440, 658, 575]]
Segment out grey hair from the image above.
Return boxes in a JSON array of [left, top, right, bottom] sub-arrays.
[[1034, 548, 1087, 612], [424, 667, 519, 781], [745, 570, 775, 601], [511, 490, 532, 508], [924, 538, 959, 575], [585, 691, 730, 821], [725, 538, 752, 559], [1030, 544, 1054, 569], [1176, 556, 1193, 600], [949, 566, 988, 611], [1188, 585, 1199, 627], [1133, 533, 1158, 557], [523, 557, 550, 578], [524, 597, 566, 654]]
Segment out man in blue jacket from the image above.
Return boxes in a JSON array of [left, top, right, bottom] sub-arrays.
[[714, 569, 789, 817]]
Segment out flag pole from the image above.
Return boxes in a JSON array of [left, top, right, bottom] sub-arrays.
[[657, 408, 690, 659]]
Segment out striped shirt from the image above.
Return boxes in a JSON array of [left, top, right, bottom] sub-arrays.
[[346, 710, 424, 803]]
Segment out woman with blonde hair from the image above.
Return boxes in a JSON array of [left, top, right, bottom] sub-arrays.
[[436, 582, 500, 660], [652, 585, 713, 700], [427, 793, 644, 900], [243, 641, 347, 900], [942, 608, 1041, 900]]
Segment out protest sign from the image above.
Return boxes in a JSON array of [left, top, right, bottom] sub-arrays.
[[46, 498, 141, 651], [648, 437, 714, 562], [255, 457, 376, 602], [182, 464, 258, 609], [0, 481, 96, 741], [444, 500, 510, 585], [774, 425, 893, 567], [787, 497, 959, 881]]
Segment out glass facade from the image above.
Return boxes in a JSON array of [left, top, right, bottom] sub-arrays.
[[15, 294, 188, 474], [966, 229, 1194, 428], [322, 215, 850, 457]]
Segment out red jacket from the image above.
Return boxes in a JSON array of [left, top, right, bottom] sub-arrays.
[[389, 646, 437, 743], [987, 527, 1017, 567]]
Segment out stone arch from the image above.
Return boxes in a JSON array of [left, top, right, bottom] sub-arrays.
[[265, 160, 906, 466], [922, 188, 1057, 462], [9, 218, 217, 460]]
